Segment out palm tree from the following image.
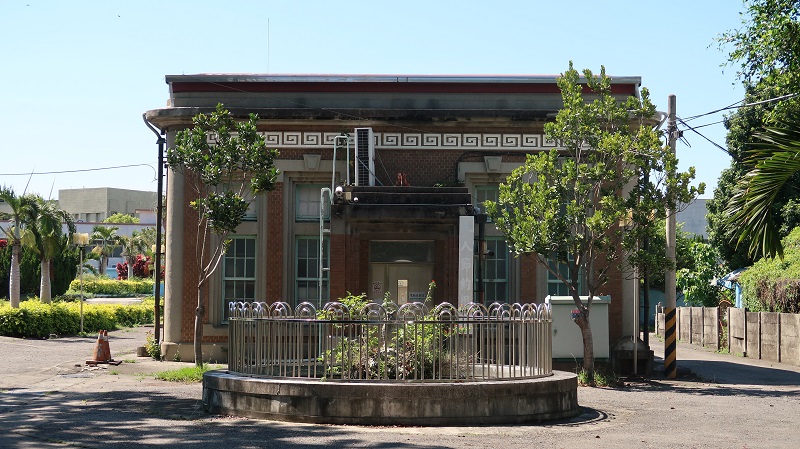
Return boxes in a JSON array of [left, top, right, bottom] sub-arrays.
[[0, 187, 35, 308], [21, 196, 75, 303], [727, 113, 800, 260], [91, 225, 119, 277], [118, 230, 148, 279]]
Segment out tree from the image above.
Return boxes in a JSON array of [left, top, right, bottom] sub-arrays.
[[20, 196, 75, 303], [168, 103, 279, 365], [676, 240, 729, 307], [710, 0, 800, 265], [91, 225, 119, 277], [103, 213, 140, 224], [485, 63, 702, 379], [727, 113, 800, 259], [0, 187, 35, 308], [118, 230, 149, 280]]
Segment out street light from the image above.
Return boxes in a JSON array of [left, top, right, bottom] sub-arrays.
[[72, 233, 90, 333]]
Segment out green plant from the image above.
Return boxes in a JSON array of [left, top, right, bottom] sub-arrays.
[[154, 364, 214, 382], [718, 322, 730, 354], [319, 295, 466, 380], [739, 226, 800, 312], [67, 276, 154, 296], [0, 299, 154, 338], [677, 241, 728, 307], [145, 330, 161, 361], [577, 366, 620, 387]]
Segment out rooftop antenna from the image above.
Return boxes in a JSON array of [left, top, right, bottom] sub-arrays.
[[48, 179, 55, 200], [267, 18, 270, 73]]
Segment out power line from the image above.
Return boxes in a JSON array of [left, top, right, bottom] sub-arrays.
[[676, 117, 731, 156], [681, 92, 800, 122], [0, 163, 155, 177]]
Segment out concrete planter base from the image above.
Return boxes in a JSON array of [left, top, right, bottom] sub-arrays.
[[202, 370, 579, 426]]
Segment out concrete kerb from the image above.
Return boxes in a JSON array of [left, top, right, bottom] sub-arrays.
[[203, 370, 579, 425]]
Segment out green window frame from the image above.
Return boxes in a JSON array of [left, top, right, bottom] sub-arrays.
[[222, 236, 257, 321], [295, 184, 330, 222], [546, 256, 584, 297], [295, 236, 329, 307], [474, 185, 500, 221], [475, 237, 508, 304]]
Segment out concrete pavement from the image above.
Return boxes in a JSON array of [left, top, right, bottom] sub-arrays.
[[1, 328, 799, 448]]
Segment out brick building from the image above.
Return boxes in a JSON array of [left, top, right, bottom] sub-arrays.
[[145, 74, 641, 362]]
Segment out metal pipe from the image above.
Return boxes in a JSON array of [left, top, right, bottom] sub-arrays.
[[142, 114, 165, 344], [319, 187, 332, 305]]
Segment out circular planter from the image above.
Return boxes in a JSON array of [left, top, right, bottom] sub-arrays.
[[202, 370, 578, 426]]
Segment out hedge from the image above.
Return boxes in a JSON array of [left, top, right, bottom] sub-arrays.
[[740, 227, 800, 313], [0, 299, 155, 338], [68, 277, 154, 296]]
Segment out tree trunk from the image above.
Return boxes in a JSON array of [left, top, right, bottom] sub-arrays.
[[99, 255, 107, 277], [9, 243, 21, 308], [574, 306, 595, 382], [194, 287, 206, 366], [127, 256, 135, 280], [40, 258, 52, 304]]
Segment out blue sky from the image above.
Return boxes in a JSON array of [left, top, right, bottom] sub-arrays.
[[1, 1, 746, 199]]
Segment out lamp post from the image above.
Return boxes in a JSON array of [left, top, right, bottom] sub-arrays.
[[72, 233, 90, 333]]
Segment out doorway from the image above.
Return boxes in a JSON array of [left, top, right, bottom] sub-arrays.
[[367, 240, 435, 304], [369, 263, 434, 304]]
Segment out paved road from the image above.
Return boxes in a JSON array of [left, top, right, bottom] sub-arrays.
[[1, 329, 799, 448]]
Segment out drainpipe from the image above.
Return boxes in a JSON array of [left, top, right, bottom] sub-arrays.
[[319, 187, 332, 305], [143, 114, 165, 344]]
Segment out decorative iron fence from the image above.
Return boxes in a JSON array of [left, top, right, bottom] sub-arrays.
[[227, 301, 552, 382]]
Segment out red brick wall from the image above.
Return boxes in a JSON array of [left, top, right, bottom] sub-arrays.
[[265, 184, 283, 303], [519, 254, 539, 304]]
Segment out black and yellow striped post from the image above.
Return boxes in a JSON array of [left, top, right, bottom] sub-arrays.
[[664, 307, 677, 378]]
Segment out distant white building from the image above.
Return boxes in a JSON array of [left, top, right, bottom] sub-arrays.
[[58, 187, 158, 223], [677, 199, 709, 238]]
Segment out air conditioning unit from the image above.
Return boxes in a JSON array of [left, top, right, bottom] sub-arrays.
[[354, 128, 375, 186]]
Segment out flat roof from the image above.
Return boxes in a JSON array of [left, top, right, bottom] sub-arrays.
[[165, 73, 642, 85]]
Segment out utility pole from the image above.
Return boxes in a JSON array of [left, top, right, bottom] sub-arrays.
[[664, 94, 678, 379]]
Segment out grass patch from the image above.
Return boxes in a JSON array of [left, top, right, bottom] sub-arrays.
[[577, 366, 622, 387], [154, 364, 215, 382]]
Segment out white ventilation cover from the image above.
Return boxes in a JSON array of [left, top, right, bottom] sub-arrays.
[[354, 128, 375, 186]]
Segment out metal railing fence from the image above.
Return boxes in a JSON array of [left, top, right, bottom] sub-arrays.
[[228, 301, 552, 381]]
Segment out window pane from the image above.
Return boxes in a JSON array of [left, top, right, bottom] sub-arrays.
[[370, 241, 433, 263], [474, 237, 507, 304], [222, 236, 257, 321], [547, 255, 583, 296], [296, 185, 330, 221], [296, 236, 329, 306]]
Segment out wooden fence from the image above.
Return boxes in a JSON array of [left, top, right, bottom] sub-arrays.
[[656, 307, 800, 367]]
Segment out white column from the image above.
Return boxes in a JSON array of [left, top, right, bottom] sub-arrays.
[[164, 132, 184, 346]]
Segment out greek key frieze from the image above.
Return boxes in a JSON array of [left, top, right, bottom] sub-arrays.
[[257, 131, 549, 150]]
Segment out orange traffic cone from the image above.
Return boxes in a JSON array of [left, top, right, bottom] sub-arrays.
[[102, 330, 112, 361], [87, 330, 109, 365]]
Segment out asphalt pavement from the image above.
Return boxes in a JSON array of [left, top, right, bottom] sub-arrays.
[[1, 328, 799, 448]]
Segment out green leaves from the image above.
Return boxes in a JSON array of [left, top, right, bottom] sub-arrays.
[[487, 62, 703, 300], [726, 113, 800, 259], [167, 103, 280, 303]]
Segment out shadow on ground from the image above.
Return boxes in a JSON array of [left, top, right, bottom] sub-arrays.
[[0, 388, 460, 449]]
